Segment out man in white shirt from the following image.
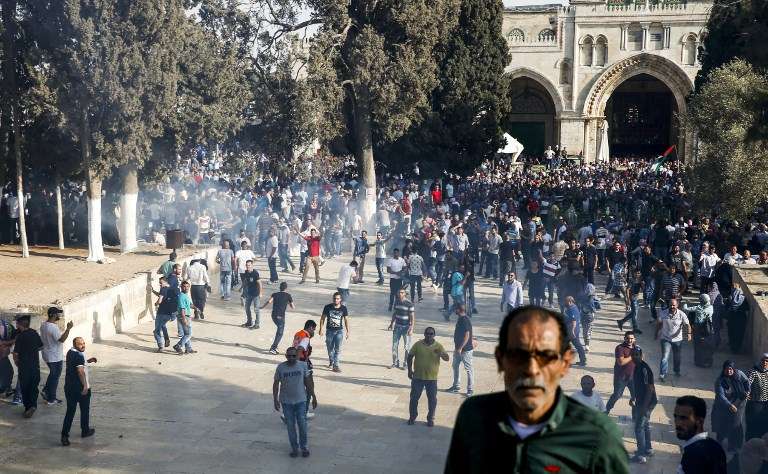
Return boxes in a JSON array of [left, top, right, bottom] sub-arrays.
[[40, 307, 74, 405], [500, 272, 524, 312], [187, 259, 211, 320], [656, 298, 691, 382], [387, 248, 407, 312], [698, 242, 720, 289], [336, 261, 357, 304], [236, 241, 257, 290], [570, 375, 605, 412]]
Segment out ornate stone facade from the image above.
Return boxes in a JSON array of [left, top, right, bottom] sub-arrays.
[[503, 0, 711, 161]]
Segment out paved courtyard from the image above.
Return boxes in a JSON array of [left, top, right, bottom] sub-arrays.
[[0, 257, 752, 473]]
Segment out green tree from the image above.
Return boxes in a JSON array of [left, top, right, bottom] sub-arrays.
[[31, 0, 186, 258], [377, 0, 511, 175], [686, 60, 768, 219]]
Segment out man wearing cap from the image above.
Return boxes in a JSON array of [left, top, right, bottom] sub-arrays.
[[12, 314, 43, 418], [40, 307, 74, 405]]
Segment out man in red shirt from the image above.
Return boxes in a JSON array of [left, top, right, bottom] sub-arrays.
[[605, 331, 637, 414], [300, 228, 322, 284]]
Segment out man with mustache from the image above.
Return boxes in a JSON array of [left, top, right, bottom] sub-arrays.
[[445, 306, 629, 473]]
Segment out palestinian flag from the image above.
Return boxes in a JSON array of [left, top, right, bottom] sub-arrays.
[[650, 145, 676, 173]]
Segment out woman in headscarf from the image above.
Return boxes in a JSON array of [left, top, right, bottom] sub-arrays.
[[707, 281, 725, 349], [726, 282, 748, 353], [712, 360, 749, 453], [683, 293, 715, 368], [746, 354, 768, 441]]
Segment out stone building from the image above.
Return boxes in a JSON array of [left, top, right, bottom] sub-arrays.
[[503, 0, 711, 162]]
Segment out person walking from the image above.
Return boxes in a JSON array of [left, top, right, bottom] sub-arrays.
[[500, 272, 523, 313], [299, 227, 322, 284], [485, 226, 502, 280], [336, 260, 357, 305], [173, 281, 197, 355], [617, 269, 643, 333], [374, 231, 392, 285], [277, 218, 296, 273], [407, 326, 449, 427], [273, 347, 317, 458], [261, 282, 295, 355], [215, 240, 235, 300], [319, 292, 350, 373], [186, 259, 210, 320], [447, 306, 474, 396], [235, 241, 256, 293], [40, 307, 74, 405], [655, 298, 691, 382], [406, 250, 425, 303], [388, 288, 414, 369], [386, 248, 406, 311], [630, 347, 657, 464], [712, 360, 749, 453], [605, 331, 637, 414], [61, 337, 97, 446], [564, 296, 587, 366], [447, 263, 466, 321], [241, 260, 262, 329], [352, 230, 369, 283], [683, 293, 715, 368], [153, 276, 178, 352], [12, 314, 43, 418], [746, 354, 768, 441], [674, 395, 727, 474], [266, 227, 280, 283]]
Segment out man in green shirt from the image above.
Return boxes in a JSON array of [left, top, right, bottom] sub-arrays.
[[407, 327, 449, 427], [445, 306, 629, 473]]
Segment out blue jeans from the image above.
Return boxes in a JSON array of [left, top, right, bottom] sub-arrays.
[[633, 407, 653, 455], [409, 378, 437, 422], [391, 325, 411, 365], [154, 312, 176, 347], [376, 257, 385, 282], [244, 294, 260, 326], [451, 350, 474, 392], [177, 318, 192, 351], [337, 288, 350, 305], [659, 339, 682, 377], [569, 325, 586, 364], [605, 375, 635, 413], [619, 298, 639, 330], [485, 253, 499, 278], [219, 271, 232, 299], [279, 243, 295, 271], [43, 361, 63, 402], [326, 328, 344, 367], [270, 315, 285, 351], [268, 257, 278, 282], [282, 401, 308, 451]]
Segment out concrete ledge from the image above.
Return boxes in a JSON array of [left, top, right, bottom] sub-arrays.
[[732, 265, 768, 361], [1, 247, 220, 344]]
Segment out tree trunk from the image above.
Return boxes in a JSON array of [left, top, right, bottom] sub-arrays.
[[351, 85, 377, 232], [82, 108, 105, 262], [2, 0, 28, 257], [119, 163, 139, 253], [56, 184, 64, 249]]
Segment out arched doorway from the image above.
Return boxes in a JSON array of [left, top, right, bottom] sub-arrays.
[[605, 73, 678, 158], [506, 76, 559, 157]]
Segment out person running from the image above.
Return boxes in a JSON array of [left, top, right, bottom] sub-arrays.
[[387, 248, 406, 311], [61, 337, 97, 446], [318, 292, 350, 373], [448, 305, 474, 396], [336, 260, 357, 305], [630, 347, 657, 464], [261, 282, 295, 354], [407, 327, 449, 427], [564, 296, 587, 366], [656, 298, 691, 382], [12, 314, 43, 418], [173, 281, 197, 355], [388, 288, 414, 369], [40, 307, 74, 405], [273, 347, 317, 458], [153, 276, 178, 352], [242, 260, 262, 329], [215, 240, 235, 300], [605, 331, 637, 414]]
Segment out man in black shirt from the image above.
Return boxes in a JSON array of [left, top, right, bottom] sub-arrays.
[[12, 314, 42, 418], [62, 337, 97, 446], [630, 347, 657, 464], [583, 237, 598, 285], [498, 234, 516, 288], [448, 306, 474, 396], [261, 282, 296, 355], [319, 292, 350, 373], [241, 260, 262, 329], [674, 395, 726, 474]]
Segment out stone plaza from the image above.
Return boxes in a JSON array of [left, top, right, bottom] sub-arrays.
[[0, 256, 751, 473]]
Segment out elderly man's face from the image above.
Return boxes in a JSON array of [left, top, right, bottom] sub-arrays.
[[495, 314, 572, 423]]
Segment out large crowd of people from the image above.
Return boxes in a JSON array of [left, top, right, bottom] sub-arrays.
[[1, 149, 768, 472]]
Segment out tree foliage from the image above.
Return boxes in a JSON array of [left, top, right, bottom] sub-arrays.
[[686, 59, 768, 219]]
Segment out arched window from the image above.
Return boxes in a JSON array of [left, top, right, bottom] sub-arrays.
[[538, 29, 556, 42], [683, 34, 697, 65], [580, 36, 593, 66], [509, 28, 525, 43], [594, 36, 608, 67]]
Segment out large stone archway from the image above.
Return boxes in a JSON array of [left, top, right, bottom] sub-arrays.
[[506, 68, 565, 156], [582, 53, 694, 162]]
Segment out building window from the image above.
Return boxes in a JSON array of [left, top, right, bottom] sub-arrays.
[[683, 34, 697, 65], [580, 36, 594, 66], [628, 26, 643, 51], [538, 29, 556, 42], [594, 36, 608, 67], [509, 28, 525, 43]]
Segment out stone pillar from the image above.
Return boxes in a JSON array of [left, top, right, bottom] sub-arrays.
[[641, 23, 650, 51], [620, 23, 629, 51], [663, 25, 671, 49]]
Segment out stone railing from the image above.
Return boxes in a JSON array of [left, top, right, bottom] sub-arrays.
[[507, 37, 559, 47], [603, 1, 690, 12]]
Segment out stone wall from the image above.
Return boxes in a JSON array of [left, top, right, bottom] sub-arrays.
[[732, 266, 768, 361]]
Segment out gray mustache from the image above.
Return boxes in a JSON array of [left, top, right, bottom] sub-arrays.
[[511, 377, 546, 391]]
